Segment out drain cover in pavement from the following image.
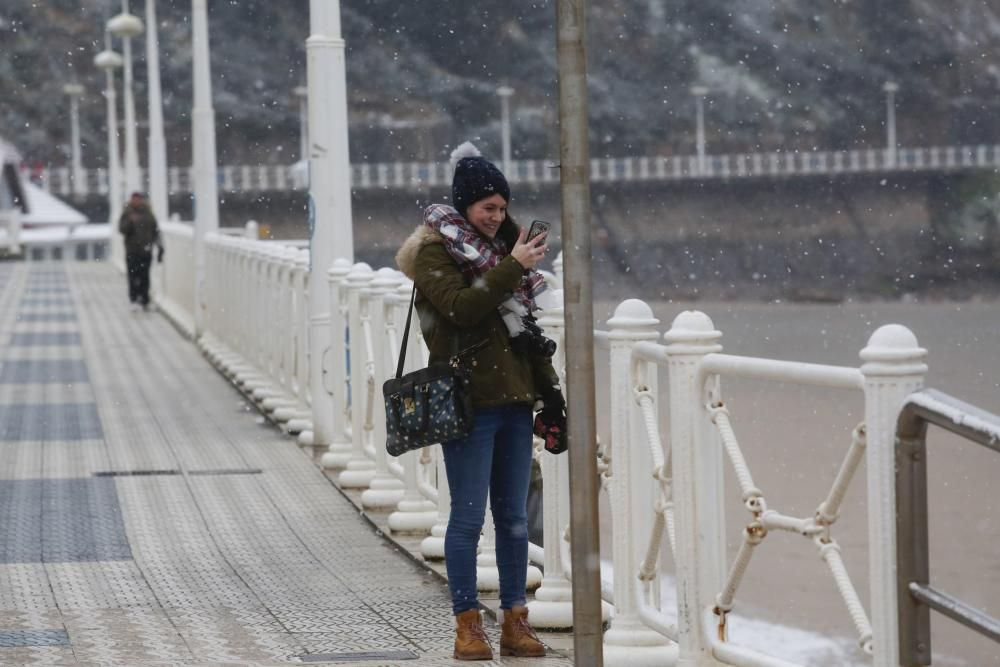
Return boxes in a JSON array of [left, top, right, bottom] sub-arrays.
[[298, 650, 418, 662]]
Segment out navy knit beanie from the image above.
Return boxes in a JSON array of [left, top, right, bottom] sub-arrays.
[[450, 142, 510, 217]]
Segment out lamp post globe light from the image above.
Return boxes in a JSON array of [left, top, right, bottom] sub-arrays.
[[883, 80, 899, 167], [94, 36, 123, 242], [690, 84, 709, 175], [107, 4, 144, 198], [496, 85, 514, 176], [62, 82, 86, 197]]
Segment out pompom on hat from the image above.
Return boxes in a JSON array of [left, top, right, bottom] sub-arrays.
[[450, 141, 510, 217]]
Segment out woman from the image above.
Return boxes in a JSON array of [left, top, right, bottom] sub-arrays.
[[396, 143, 565, 660]]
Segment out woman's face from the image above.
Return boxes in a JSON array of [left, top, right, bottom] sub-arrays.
[[465, 194, 508, 239]]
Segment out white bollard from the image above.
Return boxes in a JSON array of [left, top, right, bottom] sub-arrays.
[[604, 299, 677, 666], [338, 263, 377, 488], [320, 258, 355, 468], [527, 288, 577, 629], [360, 268, 406, 508], [420, 450, 450, 560], [388, 280, 438, 533], [860, 325, 927, 667], [664, 310, 725, 667]]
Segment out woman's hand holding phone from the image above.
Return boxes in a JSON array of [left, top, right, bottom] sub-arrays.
[[511, 224, 548, 269]]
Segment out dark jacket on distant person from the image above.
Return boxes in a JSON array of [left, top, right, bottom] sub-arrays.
[[118, 203, 159, 256]]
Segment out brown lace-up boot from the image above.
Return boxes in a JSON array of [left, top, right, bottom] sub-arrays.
[[454, 609, 493, 660], [500, 605, 546, 657]]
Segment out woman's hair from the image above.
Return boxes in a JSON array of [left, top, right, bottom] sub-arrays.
[[497, 212, 519, 251]]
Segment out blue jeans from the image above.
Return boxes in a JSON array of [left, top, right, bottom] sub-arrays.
[[442, 405, 534, 615]]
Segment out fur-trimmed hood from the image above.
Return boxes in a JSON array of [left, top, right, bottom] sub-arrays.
[[395, 224, 443, 279]]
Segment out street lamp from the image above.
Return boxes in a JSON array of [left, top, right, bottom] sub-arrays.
[[94, 35, 123, 228], [496, 85, 514, 176], [144, 0, 169, 221], [690, 84, 709, 174], [62, 82, 85, 197], [191, 0, 220, 336], [294, 85, 309, 163], [107, 3, 144, 197], [883, 81, 899, 167], [308, 0, 353, 457]]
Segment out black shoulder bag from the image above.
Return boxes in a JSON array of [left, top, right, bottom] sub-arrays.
[[383, 286, 485, 457]]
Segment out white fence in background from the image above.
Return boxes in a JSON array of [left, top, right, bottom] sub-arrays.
[[153, 232, 931, 667], [28, 143, 1000, 197]]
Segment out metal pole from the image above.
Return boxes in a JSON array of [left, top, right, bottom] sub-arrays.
[[120, 0, 142, 195], [95, 34, 123, 227], [306, 0, 354, 451], [64, 83, 85, 197], [555, 1, 603, 663], [883, 81, 899, 168], [145, 0, 169, 220], [295, 85, 309, 163], [691, 85, 708, 175], [497, 85, 514, 176], [191, 0, 220, 336]]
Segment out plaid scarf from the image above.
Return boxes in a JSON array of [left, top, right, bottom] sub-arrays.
[[424, 204, 546, 331]]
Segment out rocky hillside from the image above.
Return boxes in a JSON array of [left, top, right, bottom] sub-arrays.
[[4, 0, 1000, 167]]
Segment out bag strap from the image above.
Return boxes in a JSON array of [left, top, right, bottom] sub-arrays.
[[395, 283, 490, 379], [395, 283, 417, 380]]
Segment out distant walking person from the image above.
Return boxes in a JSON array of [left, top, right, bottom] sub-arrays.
[[118, 192, 161, 311]]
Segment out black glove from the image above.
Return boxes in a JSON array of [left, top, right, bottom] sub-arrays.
[[534, 406, 567, 454], [156, 245, 165, 263], [534, 384, 567, 454]]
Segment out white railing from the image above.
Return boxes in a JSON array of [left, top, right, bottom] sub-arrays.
[[159, 232, 932, 666], [155, 221, 196, 336], [0, 208, 22, 255], [27, 144, 1000, 196]]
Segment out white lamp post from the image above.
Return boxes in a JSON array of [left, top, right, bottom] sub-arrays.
[[496, 85, 514, 176], [294, 85, 309, 163], [94, 35, 123, 234], [883, 81, 899, 167], [191, 0, 220, 337], [145, 0, 169, 221], [62, 82, 86, 198], [690, 84, 709, 175], [307, 0, 353, 453], [107, 3, 144, 197]]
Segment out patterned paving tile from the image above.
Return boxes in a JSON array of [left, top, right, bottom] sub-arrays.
[[15, 312, 75, 321], [0, 478, 131, 563], [0, 629, 70, 647], [9, 332, 81, 346], [0, 359, 89, 383], [0, 404, 103, 441]]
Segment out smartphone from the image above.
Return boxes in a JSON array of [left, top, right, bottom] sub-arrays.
[[526, 219, 551, 242]]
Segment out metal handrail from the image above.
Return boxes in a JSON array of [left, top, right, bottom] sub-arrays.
[[896, 388, 1000, 665]]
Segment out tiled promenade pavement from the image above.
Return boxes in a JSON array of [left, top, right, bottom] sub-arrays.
[[0, 263, 573, 666]]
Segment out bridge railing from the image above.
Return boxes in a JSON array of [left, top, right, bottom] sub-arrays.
[[895, 389, 1000, 666], [28, 144, 1000, 197], [157, 234, 960, 666]]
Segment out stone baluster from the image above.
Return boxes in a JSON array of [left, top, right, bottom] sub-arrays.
[[360, 268, 406, 508], [603, 299, 676, 665], [338, 263, 377, 488], [860, 325, 927, 667]]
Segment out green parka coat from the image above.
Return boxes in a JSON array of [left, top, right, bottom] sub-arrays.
[[395, 223, 560, 409]]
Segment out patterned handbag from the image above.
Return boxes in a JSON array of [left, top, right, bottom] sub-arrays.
[[383, 286, 483, 457]]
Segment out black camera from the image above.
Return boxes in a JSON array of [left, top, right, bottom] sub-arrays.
[[510, 316, 557, 358]]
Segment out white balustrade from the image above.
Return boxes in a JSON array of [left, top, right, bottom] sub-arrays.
[[153, 220, 936, 665], [360, 268, 406, 508], [338, 262, 377, 488]]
